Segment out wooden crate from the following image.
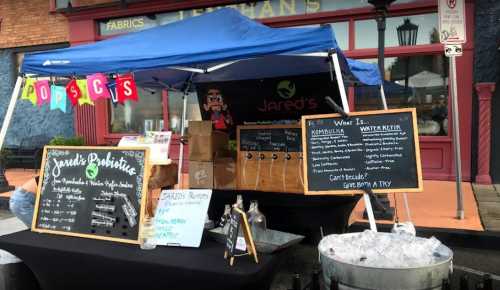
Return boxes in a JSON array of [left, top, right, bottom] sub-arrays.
[[236, 124, 304, 194]]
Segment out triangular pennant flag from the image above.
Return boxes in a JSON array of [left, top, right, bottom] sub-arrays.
[[66, 79, 81, 106], [106, 79, 119, 106], [34, 80, 51, 107], [77, 79, 94, 106], [87, 73, 110, 100], [116, 73, 139, 104], [21, 78, 37, 106], [50, 85, 67, 113]]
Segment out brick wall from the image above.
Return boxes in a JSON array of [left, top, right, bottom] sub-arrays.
[[0, 0, 68, 49]]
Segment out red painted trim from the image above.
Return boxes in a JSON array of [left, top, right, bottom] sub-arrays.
[[348, 19, 355, 51], [49, 0, 57, 13], [475, 82, 496, 184]]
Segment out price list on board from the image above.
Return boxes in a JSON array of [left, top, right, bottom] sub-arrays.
[[303, 109, 422, 194]]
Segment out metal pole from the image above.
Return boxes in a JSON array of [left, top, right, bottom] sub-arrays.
[[450, 55, 464, 219], [331, 53, 377, 232], [375, 13, 386, 79], [177, 73, 194, 186]]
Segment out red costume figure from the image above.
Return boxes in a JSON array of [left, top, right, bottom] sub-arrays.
[[203, 88, 233, 131]]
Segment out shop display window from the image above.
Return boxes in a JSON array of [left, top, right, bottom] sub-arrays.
[[355, 13, 439, 49], [109, 87, 163, 134], [166, 90, 202, 135], [354, 54, 449, 136]]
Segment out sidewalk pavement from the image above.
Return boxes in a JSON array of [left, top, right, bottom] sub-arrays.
[[350, 180, 484, 231], [472, 183, 500, 231]]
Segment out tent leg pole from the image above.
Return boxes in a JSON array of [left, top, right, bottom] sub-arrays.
[[177, 93, 188, 187], [331, 53, 377, 232], [0, 76, 22, 192], [0, 76, 22, 150], [380, 84, 411, 222], [330, 53, 350, 113]]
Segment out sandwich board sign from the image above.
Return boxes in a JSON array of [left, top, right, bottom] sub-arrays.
[[438, 0, 466, 44]]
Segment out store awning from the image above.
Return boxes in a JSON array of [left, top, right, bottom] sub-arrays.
[[21, 8, 381, 86]]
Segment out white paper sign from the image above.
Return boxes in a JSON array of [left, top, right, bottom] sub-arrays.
[[438, 0, 466, 44], [153, 189, 212, 247], [118, 131, 172, 164]]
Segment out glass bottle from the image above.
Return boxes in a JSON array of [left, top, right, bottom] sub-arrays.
[[140, 216, 156, 250], [220, 204, 232, 234], [234, 195, 245, 240], [234, 194, 244, 211], [248, 200, 267, 240]]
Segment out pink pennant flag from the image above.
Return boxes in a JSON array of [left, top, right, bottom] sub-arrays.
[[86, 73, 110, 100], [34, 80, 51, 107]]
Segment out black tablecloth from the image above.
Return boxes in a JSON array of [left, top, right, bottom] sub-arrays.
[[0, 231, 279, 290]]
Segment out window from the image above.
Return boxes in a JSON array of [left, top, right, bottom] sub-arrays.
[[166, 90, 202, 135], [294, 22, 349, 50], [55, 0, 71, 9], [354, 54, 449, 136], [355, 13, 439, 49], [329, 22, 349, 51], [109, 87, 164, 134]]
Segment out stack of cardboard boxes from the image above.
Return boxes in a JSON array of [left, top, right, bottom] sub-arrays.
[[188, 121, 236, 189]]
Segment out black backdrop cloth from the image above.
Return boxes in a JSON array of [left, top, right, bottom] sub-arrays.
[[0, 230, 279, 290]]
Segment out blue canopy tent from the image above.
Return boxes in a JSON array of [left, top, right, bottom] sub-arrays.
[[2, 8, 388, 230]]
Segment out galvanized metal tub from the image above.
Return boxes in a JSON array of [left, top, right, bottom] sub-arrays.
[[318, 233, 453, 290]]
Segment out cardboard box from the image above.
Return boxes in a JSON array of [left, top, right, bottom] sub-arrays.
[[214, 158, 236, 190], [189, 161, 214, 189], [188, 121, 229, 161]]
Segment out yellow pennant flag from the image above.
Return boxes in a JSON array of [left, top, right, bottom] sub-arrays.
[[21, 78, 37, 106], [77, 79, 94, 106]]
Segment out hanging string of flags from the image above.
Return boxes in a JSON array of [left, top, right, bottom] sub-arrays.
[[20, 73, 140, 113]]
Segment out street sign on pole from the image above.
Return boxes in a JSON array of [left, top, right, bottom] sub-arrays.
[[439, 0, 465, 220], [438, 0, 466, 44], [444, 44, 463, 57]]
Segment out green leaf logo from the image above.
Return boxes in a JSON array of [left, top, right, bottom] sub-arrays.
[[86, 163, 99, 180], [276, 80, 296, 99]]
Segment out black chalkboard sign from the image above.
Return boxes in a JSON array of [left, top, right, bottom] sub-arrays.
[[238, 125, 302, 152], [32, 146, 150, 244], [223, 207, 258, 266], [225, 211, 241, 257], [301, 108, 423, 195]]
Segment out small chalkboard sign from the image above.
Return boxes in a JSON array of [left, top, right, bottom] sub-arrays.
[[238, 125, 302, 152], [225, 212, 241, 258], [31, 146, 150, 244], [224, 207, 258, 266], [301, 108, 423, 195]]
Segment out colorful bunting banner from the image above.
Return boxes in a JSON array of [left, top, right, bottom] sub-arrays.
[[66, 79, 82, 106], [106, 79, 119, 106], [87, 73, 110, 100], [34, 80, 51, 107], [50, 85, 67, 113], [21, 78, 37, 106], [77, 79, 94, 106], [116, 73, 139, 104]]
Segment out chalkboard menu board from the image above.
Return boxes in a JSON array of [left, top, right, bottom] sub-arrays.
[[301, 109, 423, 195], [225, 212, 241, 257], [32, 146, 150, 244], [238, 125, 302, 152]]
